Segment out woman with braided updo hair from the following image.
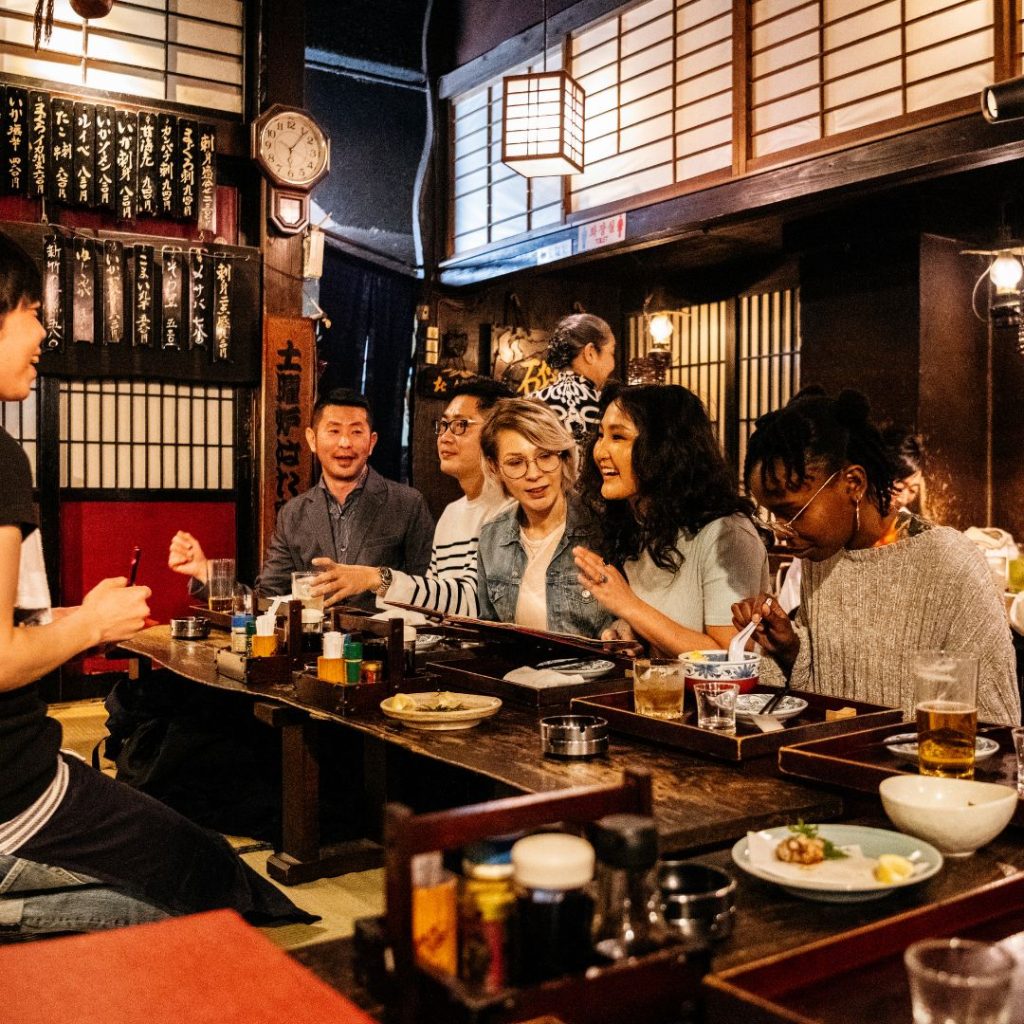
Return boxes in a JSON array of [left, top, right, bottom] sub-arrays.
[[533, 313, 616, 445], [731, 389, 1019, 724]]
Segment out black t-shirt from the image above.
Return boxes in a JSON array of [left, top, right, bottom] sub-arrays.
[[0, 427, 60, 822]]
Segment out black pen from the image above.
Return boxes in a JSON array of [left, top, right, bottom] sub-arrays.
[[128, 546, 142, 586]]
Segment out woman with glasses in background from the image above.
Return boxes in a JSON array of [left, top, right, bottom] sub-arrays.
[[732, 389, 1019, 724], [573, 384, 769, 656], [477, 399, 611, 637]]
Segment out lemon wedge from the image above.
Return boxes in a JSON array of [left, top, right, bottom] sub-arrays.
[[686, 652, 707, 661], [874, 854, 914, 884]]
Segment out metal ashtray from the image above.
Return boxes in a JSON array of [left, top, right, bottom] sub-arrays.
[[169, 616, 211, 640], [539, 715, 609, 759], [658, 859, 737, 950]]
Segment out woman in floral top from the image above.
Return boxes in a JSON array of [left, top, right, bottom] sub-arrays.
[[534, 313, 616, 445]]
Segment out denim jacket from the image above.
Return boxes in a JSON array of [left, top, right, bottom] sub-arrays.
[[477, 494, 613, 637]]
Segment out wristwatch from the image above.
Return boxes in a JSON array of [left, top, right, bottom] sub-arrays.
[[376, 566, 393, 596]]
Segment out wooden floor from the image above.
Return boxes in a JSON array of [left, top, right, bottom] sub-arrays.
[[47, 699, 384, 951]]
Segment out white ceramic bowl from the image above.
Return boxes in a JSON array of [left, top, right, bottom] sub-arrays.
[[879, 775, 1018, 857]]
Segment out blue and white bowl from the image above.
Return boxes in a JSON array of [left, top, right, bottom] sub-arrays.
[[679, 650, 760, 693]]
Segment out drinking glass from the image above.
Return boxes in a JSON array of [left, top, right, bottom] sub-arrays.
[[1008, 558, 1024, 595], [693, 681, 739, 734], [291, 570, 324, 612], [904, 938, 1016, 1024], [1012, 726, 1024, 798], [207, 558, 235, 613], [633, 658, 686, 720], [913, 650, 979, 779]]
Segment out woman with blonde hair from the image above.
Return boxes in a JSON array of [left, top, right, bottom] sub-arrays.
[[477, 399, 611, 637]]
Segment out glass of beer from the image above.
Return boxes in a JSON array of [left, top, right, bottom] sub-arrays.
[[207, 558, 235, 613], [913, 650, 979, 779], [633, 657, 686, 720]]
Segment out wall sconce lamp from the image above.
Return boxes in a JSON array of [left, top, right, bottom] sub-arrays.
[[34, 0, 113, 49], [981, 75, 1024, 122], [965, 246, 1024, 336], [502, 0, 585, 177]]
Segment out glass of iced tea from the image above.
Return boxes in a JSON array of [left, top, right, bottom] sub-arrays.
[[207, 558, 235, 613], [912, 650, 979, 779], [633, 657, 686, 720]]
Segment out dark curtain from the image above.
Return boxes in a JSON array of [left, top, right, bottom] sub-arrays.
[[317, 243, 417, 481]]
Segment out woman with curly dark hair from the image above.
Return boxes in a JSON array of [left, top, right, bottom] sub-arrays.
[[731, 389, 1018, 724], [534, 313, 616, 445], [573, 383, 769, 655]]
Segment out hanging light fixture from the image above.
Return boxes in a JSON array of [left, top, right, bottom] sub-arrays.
[[33, 0, 113, 48], [502, 0, 585, 177]]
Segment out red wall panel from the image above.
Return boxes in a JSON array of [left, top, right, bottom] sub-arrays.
[[60, 501, 236, 624]]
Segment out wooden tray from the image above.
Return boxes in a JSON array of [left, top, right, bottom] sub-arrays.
[[570, 688, 902, 762], [778, 720, 1024, 827], [424, 653, 631, 709], [189, 604, 232, 629], [703, 871, 1024, 1024], [294, 672, 388, 716]]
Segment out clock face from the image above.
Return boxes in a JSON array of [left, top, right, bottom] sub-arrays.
[[257, 111, 329, 188]]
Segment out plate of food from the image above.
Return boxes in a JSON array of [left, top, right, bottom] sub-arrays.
[[414, 633, 444, 652], [731, 822, 943, 902], [884, 732, 1001, 766], [534, 657, 617, 680], [734, 693, 808, 722], [380, 691, 502, 731]]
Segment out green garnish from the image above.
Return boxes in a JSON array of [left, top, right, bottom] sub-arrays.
[[788, 819, 849, 860]]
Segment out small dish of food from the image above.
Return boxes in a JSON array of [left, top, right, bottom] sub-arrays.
[[534, 657, 616, 680], [734, 693, 808, 722], [731, 821, 943, 902], [414, 633, 444, 652], [884, 732, 1000, 767], [380, 691, 501, 731]]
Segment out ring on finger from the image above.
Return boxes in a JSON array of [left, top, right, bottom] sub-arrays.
[[599, 573, 609, 584]]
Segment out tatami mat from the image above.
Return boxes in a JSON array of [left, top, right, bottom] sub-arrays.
[[47, 699, 384, 950]]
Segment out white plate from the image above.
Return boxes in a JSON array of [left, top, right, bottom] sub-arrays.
[[732, 824, 943, 903], [380, 691, 501, 731], [884, 732, 1001, 766], [534, 657, 617, 680], [414, 633, 444, 651], [735, 693, 809, 722]]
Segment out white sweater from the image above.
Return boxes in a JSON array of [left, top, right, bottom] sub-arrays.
[[379, 482, 511, 617], [760, 525, 1020, 725]]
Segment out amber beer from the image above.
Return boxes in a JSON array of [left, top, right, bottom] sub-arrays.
[[207, 595, 233, 613], [916, 700, 977, 779], [633, 658, 686, 720]]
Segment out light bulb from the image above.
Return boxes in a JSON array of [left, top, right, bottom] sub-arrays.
[[649, 314, 673, 345], [990, 253, 1023, 291]]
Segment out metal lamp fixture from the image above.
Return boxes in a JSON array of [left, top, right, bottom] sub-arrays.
[[501, 0, 585, 177], [981, 75, 1024, 122]]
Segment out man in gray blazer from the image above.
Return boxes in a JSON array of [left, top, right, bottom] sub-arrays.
[[169, 389, 433, 610]]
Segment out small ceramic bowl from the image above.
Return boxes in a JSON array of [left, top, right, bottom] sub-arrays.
[[879, 774, 1017, 857], [678, 650, 760, 694]]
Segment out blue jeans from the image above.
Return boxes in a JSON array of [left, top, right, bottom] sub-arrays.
[[0, 855, 168, 938]]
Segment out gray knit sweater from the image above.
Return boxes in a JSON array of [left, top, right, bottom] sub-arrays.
[[760, 526, 1021, 725]]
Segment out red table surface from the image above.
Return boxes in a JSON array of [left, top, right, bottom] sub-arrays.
[[1, 909, 378, 1024]]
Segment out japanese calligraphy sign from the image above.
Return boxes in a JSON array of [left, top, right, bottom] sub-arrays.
[[72, 237, 96, 345], [28, 91, 48, 198], [189, 249, 210, 350], [157, 112, 177, 217], [94, 105, 115, 209], [49, 98, 73, 205], [136, 111, 158, 216], [101, 240, 125, 345], [197, 123, 217, 235], [161, 249, 184, 350], [73, 101, 95, 207], [3, 86, 27, 195], [212, 255, 232, 361], [132, 244, 155, 348], [260, 317, 314, 560], [177, 118, 197, 220], [115, 108, 137, 221], [42, 233, 67, 351]]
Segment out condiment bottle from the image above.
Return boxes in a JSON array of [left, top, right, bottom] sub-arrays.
[[411, 851, 457, 976], [404, 625, 417, 675], [591, 814, 677, 961], [230, 613, 253, 655], [511, 833, 595, 984], [459, 840, 516, 993], [318, 631, 345, 683], [344, 637, 363, 683], [250, 612, 278, 657]]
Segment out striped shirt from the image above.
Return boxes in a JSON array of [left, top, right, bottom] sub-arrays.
[[380, 483, 511, 617], [0, 755, 68, 854]]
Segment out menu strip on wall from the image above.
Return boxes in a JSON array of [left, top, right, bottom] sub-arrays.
[[72, 237, 96, 344], [213, 255, 231, 361], [189, 248, 210, 349], [197, 124, 216, 234], [94, 104, 115, 210], [115, 108, 137, 221], [42, 233, 66, 350], [157, 112, 177, 218], [161, 249, 183, 350], [137, 110, 157, 216], [102, 239, 125, 344], [28, 91, 48, 198], [49, 97, 73, 205], [177, 118, 197, 221], [3, 87, 27, 195], [73, 101, 95, 207], [132, 244, 155, 348]]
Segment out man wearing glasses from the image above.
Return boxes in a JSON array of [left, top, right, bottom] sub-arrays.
[[310, 378, 512, 614]]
